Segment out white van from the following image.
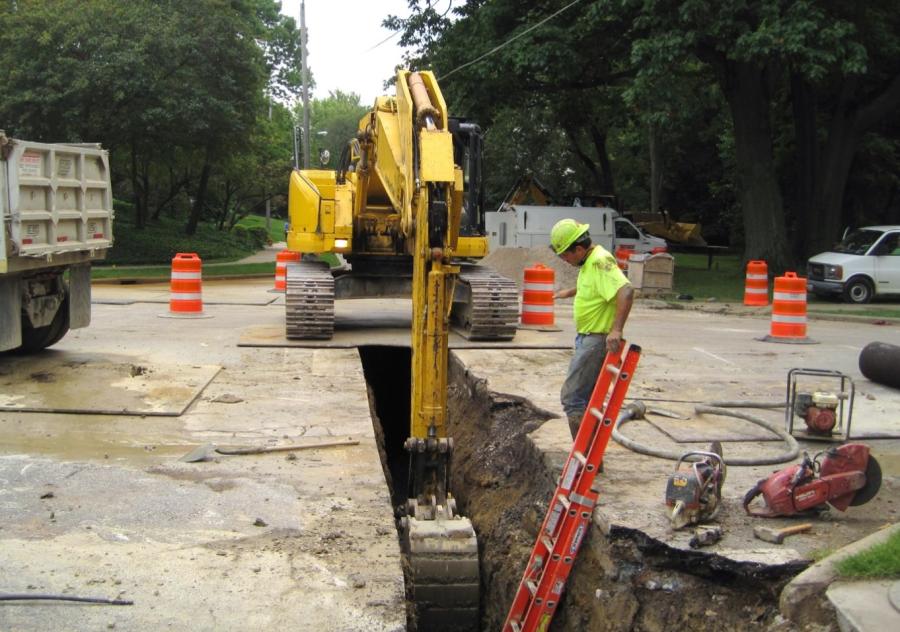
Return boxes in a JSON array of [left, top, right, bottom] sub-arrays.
[[806, 226, 900, 303]]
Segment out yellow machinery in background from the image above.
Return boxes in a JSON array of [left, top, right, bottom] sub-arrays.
[[286, 70, 514, 629]]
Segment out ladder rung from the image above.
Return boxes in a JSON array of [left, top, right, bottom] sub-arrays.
[[557, 493, 571, 510], [526, 580, 538, 596], [510, 621, 522, 632], [542, 535, 555, 552], [605, 363, 621, 376], [572, 451, 587, 466]]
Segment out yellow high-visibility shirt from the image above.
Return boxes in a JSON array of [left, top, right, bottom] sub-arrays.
[[573, 246, 630, 334]]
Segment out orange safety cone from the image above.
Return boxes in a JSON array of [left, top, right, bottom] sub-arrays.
[[521, 264, 555, 327], [743, 260, 769, 306], [159, 252, 212, 319], [757, 271, 816, 344], [272, 250, 301, 293]]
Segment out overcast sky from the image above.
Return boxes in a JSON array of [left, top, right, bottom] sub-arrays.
[[279, 0, 414, 105]]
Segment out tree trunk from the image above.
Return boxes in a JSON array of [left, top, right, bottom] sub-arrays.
[[790, 74, 817, 258], [589, 124, 614, 195], [810, 73, 900, 255], [186, 161, 211, 236], [649, 122, 663, 213], [720, 60, 791, 271], [130, 141, 146, 229]]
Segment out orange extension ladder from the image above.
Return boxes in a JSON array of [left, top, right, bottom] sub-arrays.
[[502, 343, 642, 632]]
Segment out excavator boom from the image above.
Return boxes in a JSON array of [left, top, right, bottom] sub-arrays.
[[286, 70, 485, 629]]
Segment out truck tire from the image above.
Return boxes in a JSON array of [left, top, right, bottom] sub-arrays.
[[842, 277, 873, 304], [16, 298, 70, 353]]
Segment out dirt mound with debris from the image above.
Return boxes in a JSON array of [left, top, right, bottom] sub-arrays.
[[480, 246, 580, 290]]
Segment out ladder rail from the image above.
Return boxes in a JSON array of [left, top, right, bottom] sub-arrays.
[[503, 343, 642, 632]]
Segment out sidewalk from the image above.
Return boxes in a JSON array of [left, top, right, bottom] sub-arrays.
[[229, 241, 286, 264]]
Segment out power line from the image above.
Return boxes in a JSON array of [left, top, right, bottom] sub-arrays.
[[438, 0, 585, 81]]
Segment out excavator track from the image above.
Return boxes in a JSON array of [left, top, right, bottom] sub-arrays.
[[402, 514, 480, 631], [284, 260, 335, 340], [452, 265, 519, 341]]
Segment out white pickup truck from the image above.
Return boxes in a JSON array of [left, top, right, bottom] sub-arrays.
[[1, 133, 113, 352], [806, 225, 900, 304]]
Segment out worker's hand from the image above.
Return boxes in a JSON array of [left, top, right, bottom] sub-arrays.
[[606, 329, 624, 354]]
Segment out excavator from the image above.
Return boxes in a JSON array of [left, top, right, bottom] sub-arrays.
[[285, 70, 517, 629]]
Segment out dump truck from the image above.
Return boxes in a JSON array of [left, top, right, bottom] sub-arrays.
[[0, 132, 113, 353]]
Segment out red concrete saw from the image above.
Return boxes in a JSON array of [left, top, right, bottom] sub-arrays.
[[743, 443, 881, 517]]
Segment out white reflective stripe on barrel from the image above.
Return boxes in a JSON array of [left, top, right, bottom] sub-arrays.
[[171, 271, 202, 280], [171, 293, 203, 301], [771, 314, 807, 324], [773, 292, 805, 301], [523, 282, 554, 291], [745, 288, 767, 294], [745, 273, 768, 280], [522, 304, 554, 313]]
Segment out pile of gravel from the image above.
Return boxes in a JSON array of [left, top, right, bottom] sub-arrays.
[[479, 246, 580, 290]]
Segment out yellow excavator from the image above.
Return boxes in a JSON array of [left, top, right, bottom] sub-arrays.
[[286, 70, 515, 629]]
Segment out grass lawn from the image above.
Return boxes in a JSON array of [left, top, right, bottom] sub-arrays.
[[672, 252, 745, 301], [92, 261, 275, 280], [835, 529, 900, 579]]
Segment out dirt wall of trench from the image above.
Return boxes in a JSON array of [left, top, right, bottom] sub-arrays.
[[445, 354, 821, 632]]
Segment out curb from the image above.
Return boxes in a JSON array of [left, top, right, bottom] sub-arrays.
[[779, 522, 900, 624]]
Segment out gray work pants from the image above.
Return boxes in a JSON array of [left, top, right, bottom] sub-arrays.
[[560, 333, 608, 438]]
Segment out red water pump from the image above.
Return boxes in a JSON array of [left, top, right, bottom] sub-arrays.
[[743, 443, 881, 517]]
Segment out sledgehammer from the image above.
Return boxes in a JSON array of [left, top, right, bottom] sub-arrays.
[[753, 523, 812, 544]]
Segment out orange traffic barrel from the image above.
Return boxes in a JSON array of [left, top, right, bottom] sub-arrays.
[[615, 246, 635, 272], [743, 260, 769, 306], [521, 264, 555, 326], [274, 250, 301, 292], [758, 271, 816, 344], [167, 253, 206, 317]]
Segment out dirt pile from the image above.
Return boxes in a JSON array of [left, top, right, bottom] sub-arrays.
[[480, 246, 580, 290]]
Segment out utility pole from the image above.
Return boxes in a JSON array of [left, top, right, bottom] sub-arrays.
[[300, 0, 311, 169]]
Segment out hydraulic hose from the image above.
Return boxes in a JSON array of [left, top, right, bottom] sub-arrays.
[[611, 401, 799, 466]]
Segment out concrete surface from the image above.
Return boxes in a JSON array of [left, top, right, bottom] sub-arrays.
[[827, 580, 900, 631], [0, 284, 405, 631], [781, 522, 900, 627], [2, 277, 899, 631]]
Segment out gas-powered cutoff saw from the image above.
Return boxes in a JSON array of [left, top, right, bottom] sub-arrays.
[[743, 443, 881, 517]]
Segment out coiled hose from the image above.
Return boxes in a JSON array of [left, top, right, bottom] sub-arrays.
[[610, 400, 799, 466]]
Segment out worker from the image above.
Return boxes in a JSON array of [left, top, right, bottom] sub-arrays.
[[550, 219, 634, 439]]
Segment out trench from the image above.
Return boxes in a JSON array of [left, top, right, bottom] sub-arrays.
[[359, 347, 801, 631]]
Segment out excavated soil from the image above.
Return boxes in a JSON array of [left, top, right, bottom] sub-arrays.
[[444, 355, 815, 632], [480, 245, 581, 290], [361, 345, 845, 631]]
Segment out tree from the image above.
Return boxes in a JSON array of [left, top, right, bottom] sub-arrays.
[[0, 0, 300, 234]]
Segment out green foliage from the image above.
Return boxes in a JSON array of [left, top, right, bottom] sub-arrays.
[[0, 0, 299, 235], [835, 530, 900, 579], [297, 91, 370, 169], [229, 224, 269, 250], [104, 215, 256, 265], [236, 214, 289, 244]]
